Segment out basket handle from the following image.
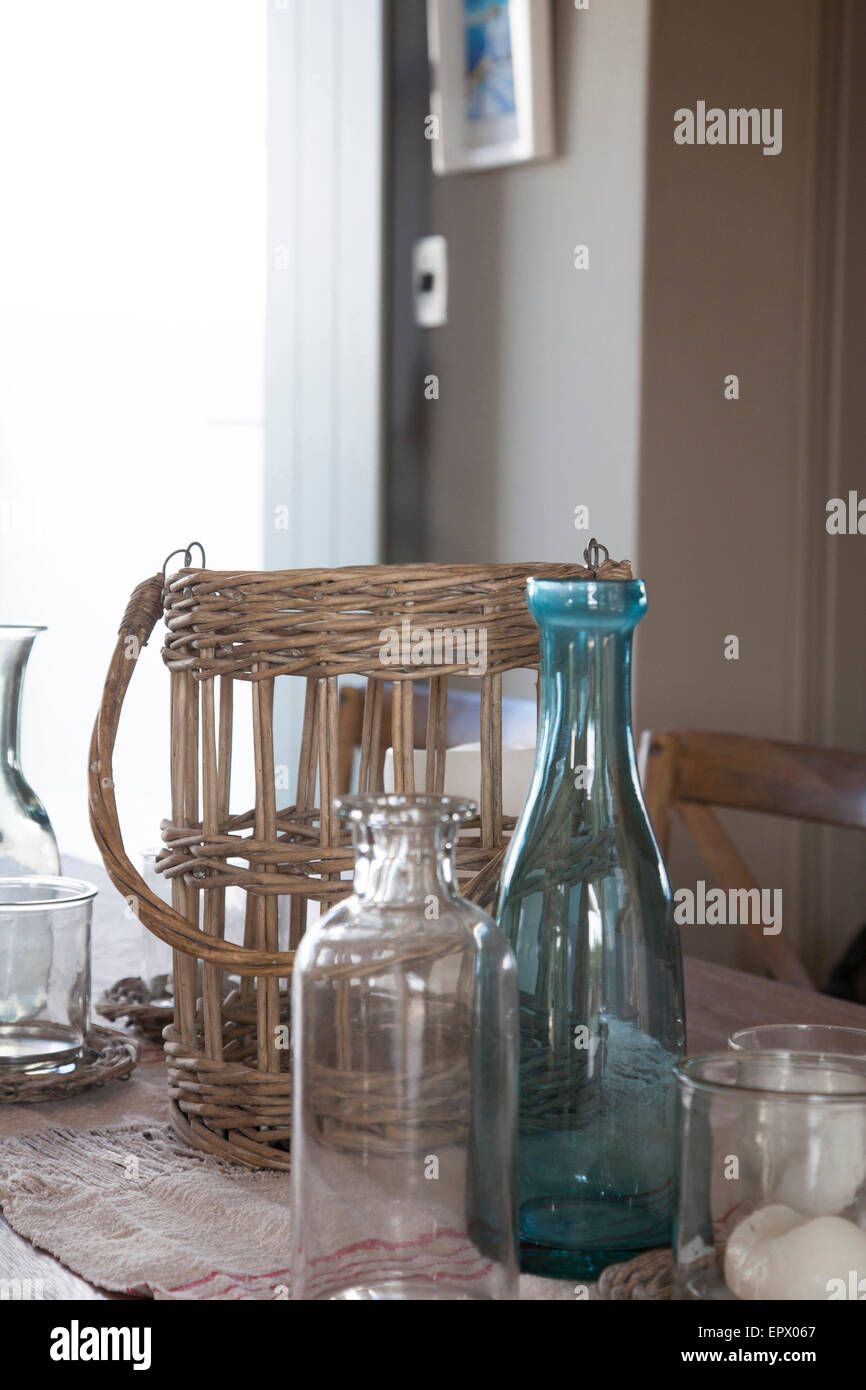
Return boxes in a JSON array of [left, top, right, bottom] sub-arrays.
[[88, 573, 288, 975]]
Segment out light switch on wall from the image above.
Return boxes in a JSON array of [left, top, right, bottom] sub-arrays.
[[413, 235, 448, 327]]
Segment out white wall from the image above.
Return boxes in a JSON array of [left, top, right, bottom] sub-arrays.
[[426, 0, 650, 573], [265, 0, 384, 575], [0, 2, 265, 864], [264, 0, 385, 789]]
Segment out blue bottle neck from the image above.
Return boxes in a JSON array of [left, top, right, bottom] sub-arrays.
[[527, 580, 647, 825], [538, 627, 640, 810]]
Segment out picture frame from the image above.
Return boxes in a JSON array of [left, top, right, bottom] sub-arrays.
[[426, 0, 555, 175]]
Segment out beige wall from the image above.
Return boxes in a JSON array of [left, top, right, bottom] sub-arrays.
[[803, 0, 866, 984], [425, 0, 651, 573], [636, 0, 866, 983]]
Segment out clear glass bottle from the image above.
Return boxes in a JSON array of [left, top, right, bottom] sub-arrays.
[[0, 626, 60, 876], [496, 577, 685, 1279], [291, 793, 519, 1301]]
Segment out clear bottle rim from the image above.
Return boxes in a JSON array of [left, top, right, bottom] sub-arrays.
[[335, 792, 476, 828]]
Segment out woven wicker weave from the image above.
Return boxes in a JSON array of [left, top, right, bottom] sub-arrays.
[[596, 1248, 673, 1300], [98, 978, 172, 1043], [89, 556, 630, 1168]]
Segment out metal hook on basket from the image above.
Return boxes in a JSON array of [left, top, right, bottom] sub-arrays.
[[583, 537, 609, 576], [162, 541, 207, 578]]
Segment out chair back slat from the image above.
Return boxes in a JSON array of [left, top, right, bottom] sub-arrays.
[[673, 730, 866, 830]]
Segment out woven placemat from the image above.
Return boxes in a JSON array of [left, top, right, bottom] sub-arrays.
[[0, 1026, 140, 1104], [98, 977, 172, 1043], [596, 1247, 673, 1300]]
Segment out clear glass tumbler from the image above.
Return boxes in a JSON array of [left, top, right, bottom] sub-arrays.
[[0, 876, 96, 1072], [674, 1052, 866, 1300], [291, 794, 519, 1301]]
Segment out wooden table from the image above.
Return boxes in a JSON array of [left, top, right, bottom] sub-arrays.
[[682, 955, 866, 1052], [2, 956, 865, 1299]]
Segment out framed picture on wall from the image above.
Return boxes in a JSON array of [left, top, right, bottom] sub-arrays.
[[427, 0, 555, 174]]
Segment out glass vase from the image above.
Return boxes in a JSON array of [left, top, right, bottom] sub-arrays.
[[0, 626, 60, 876], [291, 793, 519, 1301], [496, 577, 685, 1279]]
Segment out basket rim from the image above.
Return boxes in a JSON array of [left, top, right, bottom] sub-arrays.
[[165, 560, 587, 582]]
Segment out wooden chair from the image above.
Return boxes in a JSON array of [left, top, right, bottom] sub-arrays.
[[641, 730, 866, 992]]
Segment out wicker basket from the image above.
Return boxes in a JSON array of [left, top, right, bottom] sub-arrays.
[[88, 559, 627, 1168]]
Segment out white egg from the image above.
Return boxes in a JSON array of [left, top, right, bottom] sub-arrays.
[[724, 1204, 866, 1300], [774, 1109, 866, 1217]]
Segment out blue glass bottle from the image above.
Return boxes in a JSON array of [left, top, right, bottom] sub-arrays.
[[496, 576, 685, 1280]]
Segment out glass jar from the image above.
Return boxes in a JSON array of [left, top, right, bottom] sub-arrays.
[[291, 793, 519, 1301], [496, 577, 685, 1279], [0, 877, 96, 1072], [0, 627, 60, 876], [674, 1052, 866, 1300]]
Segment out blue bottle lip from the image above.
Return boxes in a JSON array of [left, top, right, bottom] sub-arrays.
[[526, 577, 647, 630]]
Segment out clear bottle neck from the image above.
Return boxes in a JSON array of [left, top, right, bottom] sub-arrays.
[[0, 630, 38, 775], [351, 822, 458, 907]]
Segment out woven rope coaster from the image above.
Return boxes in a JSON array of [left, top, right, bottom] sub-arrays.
[[0, 1026, 140, 1104], [596, 1247, 673, 1300], [99, 977, 172, 1043]]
